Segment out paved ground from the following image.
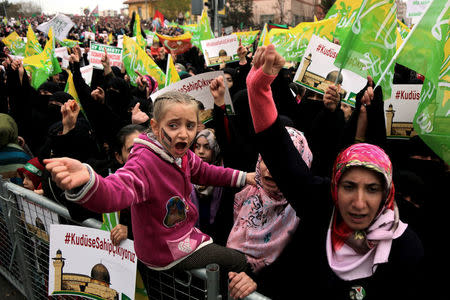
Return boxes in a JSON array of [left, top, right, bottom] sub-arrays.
[[0, 273, 27, 299]]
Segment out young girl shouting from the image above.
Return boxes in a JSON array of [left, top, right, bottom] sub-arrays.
[[45, 91, 257, 299]]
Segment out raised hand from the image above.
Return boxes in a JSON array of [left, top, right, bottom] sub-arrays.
[[61, 100, 80, 134], [131, 102, 150, 124], [91, 86, 105, 103], [209, 76, 226, 106], [323, 84, 341, 112], [252, 44, 285, 76], [361, 75, 374, 107]]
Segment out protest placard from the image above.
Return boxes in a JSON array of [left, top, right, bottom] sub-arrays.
[[48, 224, 137, 300], [37, 13, 74, 41], [89, 42, 123, 69], [18, 195, 59, 242], [54, 47, 69, 68], [293, 35, 367, 106], [384, 84, 422, 137], [83, 31, 95, 41], [151, 71, 234, 114], [80, 64, 94, 86], [201, 35, 239, 66]]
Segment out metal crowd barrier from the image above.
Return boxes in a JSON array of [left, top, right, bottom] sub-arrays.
[[0, 179, 270, 300]]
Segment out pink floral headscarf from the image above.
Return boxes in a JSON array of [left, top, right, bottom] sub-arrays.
[[326, 143, 407, 280], [227, 127, 312, 273]]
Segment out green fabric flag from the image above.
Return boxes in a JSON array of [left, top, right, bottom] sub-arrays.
[[334, 0, 397, 100], [2, 31, 26, 56], [325, 0, 364, 43], [397, 1, 450, 163], [258, 23, 269, 47], [197, 9, 215, 52], [265, 17, 338, 63], [133, 13, 147, 50], [23, 27, 62, 89], [396, 1, 449, 84], [101, 212, 120, 232], [181, 24, 199, 47], [122, 35, 166, 88], [397, 19, 410, 40], [58, 39, 82, 48], [25, 24, 43, 57]]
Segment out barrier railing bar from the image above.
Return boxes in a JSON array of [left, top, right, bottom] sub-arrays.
[[1, 180, 272, 300]]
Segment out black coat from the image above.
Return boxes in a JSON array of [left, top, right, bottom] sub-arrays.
[[253, 117, 425, 300]]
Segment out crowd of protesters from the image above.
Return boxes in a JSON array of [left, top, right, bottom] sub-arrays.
[[0, 2, 449, 299]]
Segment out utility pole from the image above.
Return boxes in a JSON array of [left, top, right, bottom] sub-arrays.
[[213, 0, 218, 36]]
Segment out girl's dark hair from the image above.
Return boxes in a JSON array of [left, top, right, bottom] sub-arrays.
[[114, 124, 146, 153]]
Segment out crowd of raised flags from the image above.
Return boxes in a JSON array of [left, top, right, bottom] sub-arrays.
[[1, 0, 449, 163]]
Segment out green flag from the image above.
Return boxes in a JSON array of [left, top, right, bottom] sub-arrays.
[[197, 9, 214, 52], [23, 27, 62, 89], [122, 35, 166, 88], [395, 1, 450, 163], [25, 24, 43, 57], [133, 13, 147, 50], [181, 24, 199, 48], [258, 23, 269, 47], [325, 0, 364, 43], [334, 0, 397, 100], [2, 31, 26, 56], [265, 17, 338, 62], [58, 39, 82, 48], [396, 1, 449, 84]]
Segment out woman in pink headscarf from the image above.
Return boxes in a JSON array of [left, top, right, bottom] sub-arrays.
[[244, 44, 425, 300], [227, 127, 312, 273]]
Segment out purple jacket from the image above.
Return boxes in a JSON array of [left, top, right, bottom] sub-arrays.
[[66, 133, 246, 269]]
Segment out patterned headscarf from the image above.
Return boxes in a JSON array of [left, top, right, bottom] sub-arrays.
[[227, 127, 312, 273], [326, 143, 407, 280]]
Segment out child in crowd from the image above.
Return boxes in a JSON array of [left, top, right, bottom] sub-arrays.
[[45, 91, 257, 299], [17, 157, 45, 194], [227, 126, 312, 273]]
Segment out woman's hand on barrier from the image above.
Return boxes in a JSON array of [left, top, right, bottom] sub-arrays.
[[228, 271, 257, 299], [44, 157, 90, 190], [110, 224, 128, 246]]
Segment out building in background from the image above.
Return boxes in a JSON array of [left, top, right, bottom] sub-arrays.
[[100, 10, 119, 17], [123, 0, 156, 20], [396, 0, 411, 26], [253, 0, 318, 26]]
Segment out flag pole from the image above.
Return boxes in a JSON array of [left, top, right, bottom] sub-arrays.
[[374, 0, 434, 90]]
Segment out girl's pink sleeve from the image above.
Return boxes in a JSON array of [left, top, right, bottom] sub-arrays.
[[246, 66, 278, 133], [189, 152, 246, 188]]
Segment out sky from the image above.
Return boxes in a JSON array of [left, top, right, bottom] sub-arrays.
[[11, 0, 127, 15]]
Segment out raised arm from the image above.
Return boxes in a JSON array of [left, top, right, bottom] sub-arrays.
[[246, 45, 328, 215]]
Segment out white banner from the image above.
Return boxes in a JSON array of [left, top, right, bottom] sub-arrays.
[[89, 42, 123, 69], [37, 13, 75, 41], [151, 71, 235, 114], [48, 224, 137, 299], [201, 35, 240, 66]]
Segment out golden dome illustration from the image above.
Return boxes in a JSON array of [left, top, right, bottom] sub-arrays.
[[90, 263, 110, 284]]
